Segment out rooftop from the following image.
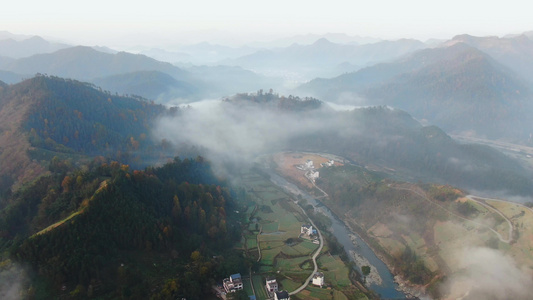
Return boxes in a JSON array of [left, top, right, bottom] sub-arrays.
[[275, 290, 289, 298], [230, 273, 242, 281]]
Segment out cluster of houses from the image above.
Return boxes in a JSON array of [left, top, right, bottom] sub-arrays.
[[296, 159, 315, 171], [296, 159, 337, 183], [301, 224, 320, 244], [221, 271, 324, 299], [321, 160, 335, 167]]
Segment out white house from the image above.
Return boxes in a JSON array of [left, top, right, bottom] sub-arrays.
[[274, 290, 290, 300], [265, 277, 278, 293], [309, 170, 319, 181], [223, 273, 243, 293], [305, 160, 314, 169], [312, 272, 324, 287], [327, 160, 334, 166], [301, 224, 313, 235]]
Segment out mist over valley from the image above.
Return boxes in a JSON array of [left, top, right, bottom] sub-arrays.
[[1, 15, 533, 300]]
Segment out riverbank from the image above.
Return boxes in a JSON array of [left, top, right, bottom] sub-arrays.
[[342, 216, 427, 299], [263, 166, 406, 298]]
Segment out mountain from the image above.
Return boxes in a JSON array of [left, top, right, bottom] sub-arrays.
[[302, 42, 475, 95], [226, 38, 426, 80], [185, 65, 283, 98], [2, 46, 189, 80], [91, 70, 199, 101], [90, 45, 118, 54], [300, 43, 533, 142], [0, 36, 70, 58], [177, 42, 258, 63], [140, 48, 194, 63], [167, 91, 533, 195], [0, 55, 15, 68], [0, 30, 33, 41], [0, 75, 168, 189], [0, 156, 243, 299], [247, 33, 382, 48], [443, 34, 533, 83], [287, 107, 533, 195], [1, 47, 281, 102], [91, 66, 282, 103], [0, 69, 25, 84]]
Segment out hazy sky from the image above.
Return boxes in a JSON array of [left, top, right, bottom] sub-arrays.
[[1, 0, 531, 48]]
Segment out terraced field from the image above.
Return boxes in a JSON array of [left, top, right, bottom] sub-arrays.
[[236, 169, 365, 299]]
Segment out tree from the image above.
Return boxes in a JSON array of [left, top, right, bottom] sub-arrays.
[[361, 265, 370, 284], [361, 265, 370, 276]]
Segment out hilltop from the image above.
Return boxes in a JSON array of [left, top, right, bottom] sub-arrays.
[[300, 43, 533, 142], [0, 157, 244, 299], [0, 75, 168, 190]]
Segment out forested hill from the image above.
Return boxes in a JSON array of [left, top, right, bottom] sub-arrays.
[[287, 106, 533, 195], [299, 43, 533, 142], [0, 157, 244, 299], [223, 89, 322, 111], [0, 75, 169, 191]]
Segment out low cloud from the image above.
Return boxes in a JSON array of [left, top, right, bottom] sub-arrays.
[[153, 99, 342, 172], [440, 247, 533, 300], [0, 261, 29, 300]]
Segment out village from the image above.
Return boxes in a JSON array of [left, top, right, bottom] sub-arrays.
[[295, 159, 335, 183], [214, 222, 326, 300], [211, 155, 355, 300]]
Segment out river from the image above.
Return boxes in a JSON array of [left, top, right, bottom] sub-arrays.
[[264, 168, 407, 299]]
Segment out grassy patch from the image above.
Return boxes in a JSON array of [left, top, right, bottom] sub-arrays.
[[252, 275, 270, 300], [246, 237, 258, 249], [280, 278, 301, 292], [261, 222, 279, 233], [318, 255, 351, 288], [275, 256, 310, 272]]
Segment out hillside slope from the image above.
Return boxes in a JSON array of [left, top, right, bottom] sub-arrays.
[[0, 157, 243, 299], [0, 75, 168, 189], [2, 46, 188, 80], [300, 43, 532, 142]]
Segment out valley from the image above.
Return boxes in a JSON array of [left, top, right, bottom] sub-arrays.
[[268, 151, 533, 299], [2, 19, 533, 300]]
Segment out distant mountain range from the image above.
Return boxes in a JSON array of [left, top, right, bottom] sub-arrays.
[[92, 70, 200, 101], [224, 38, 426, 80], [0, 46, 280, 102], [0, 46, 186, 80], [300, 42, 533, 142], [0, 35, 70, 58], [442, 34, 533, 83], [247, 32, 382, 48]]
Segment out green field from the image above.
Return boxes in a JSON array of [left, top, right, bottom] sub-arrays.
[[237, 170, 353, 298], [280, 278, 301, 292], [246, 237, 258, 249], [252, 275, 270, 300], [317, 255, 351, 287], [275, 256, 310, 271]]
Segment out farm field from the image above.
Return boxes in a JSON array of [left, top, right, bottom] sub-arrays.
[[272, 152, 343, 188], [237, 170, 351, 299]]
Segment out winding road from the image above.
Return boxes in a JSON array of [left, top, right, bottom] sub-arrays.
[[289, 205, 324, 295], [389, 185, 513, 243], [466, 195, 513, 243]]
